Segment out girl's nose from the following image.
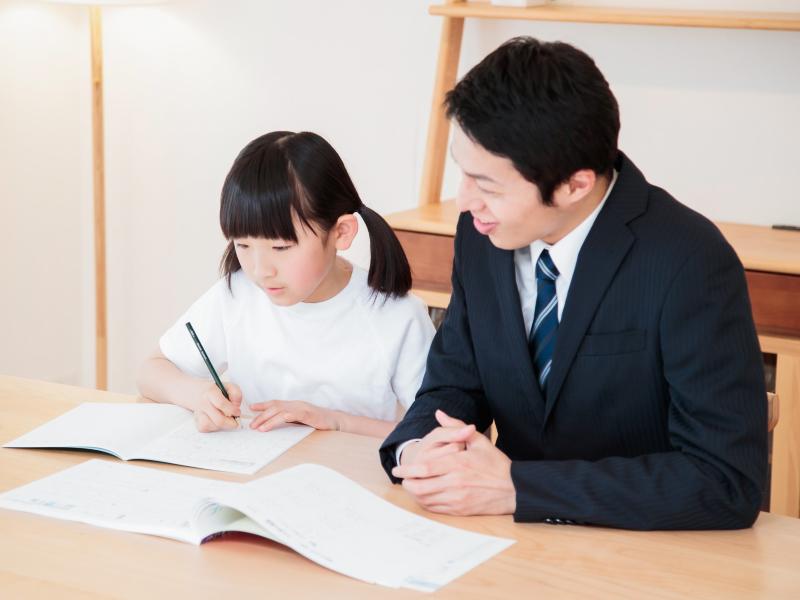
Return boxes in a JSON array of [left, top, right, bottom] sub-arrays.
[[253, 254, 277, 279]]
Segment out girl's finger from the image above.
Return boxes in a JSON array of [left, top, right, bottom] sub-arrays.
[[258, 412, 295, 432], [208, 392, 239, 418], [249, 400, 277, 411], [203, 407, 237, 430], [250, 405, 281, 428]]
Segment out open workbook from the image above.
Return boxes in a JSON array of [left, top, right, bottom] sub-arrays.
[[3, 403, 312, 475], [0, 460, 513, 591]]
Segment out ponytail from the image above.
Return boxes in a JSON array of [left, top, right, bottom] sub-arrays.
[[357, 205, 412, 298], [217, 131, 412, 298]]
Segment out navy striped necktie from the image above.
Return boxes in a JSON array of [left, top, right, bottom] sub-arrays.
[[529, 249, 560, 390]]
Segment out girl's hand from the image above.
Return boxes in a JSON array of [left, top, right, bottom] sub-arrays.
[[249, 400, 340, 432], [193, 382, 242, 432]]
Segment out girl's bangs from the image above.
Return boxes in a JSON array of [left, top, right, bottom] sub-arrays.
[[219, 145, 313, 242]]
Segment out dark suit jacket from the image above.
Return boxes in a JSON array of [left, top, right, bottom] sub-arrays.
[[381, 152, 767, 530]]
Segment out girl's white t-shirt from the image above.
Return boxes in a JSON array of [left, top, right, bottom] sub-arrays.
[[159, 266, 435, 421]]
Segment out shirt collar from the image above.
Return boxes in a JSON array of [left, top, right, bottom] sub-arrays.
[[529, 169, 618, 279]]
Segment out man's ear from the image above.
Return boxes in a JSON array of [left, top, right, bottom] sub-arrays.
[[332, 213, 358, 251], [552, 169, 597, 208]]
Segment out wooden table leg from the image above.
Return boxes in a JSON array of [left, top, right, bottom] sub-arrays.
[[771, 351, 800, 517]]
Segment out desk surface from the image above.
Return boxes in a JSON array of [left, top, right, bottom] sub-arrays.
[[385, 200, 800, 276], [2, 376, 800, 599]]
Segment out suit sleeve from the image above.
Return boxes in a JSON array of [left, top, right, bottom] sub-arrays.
[[510, 233, 768, 530], [380, 218, 493, 481]]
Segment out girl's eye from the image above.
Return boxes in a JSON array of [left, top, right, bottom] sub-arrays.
[[235, 243, 249, 249], [273, 245, 292, 252]]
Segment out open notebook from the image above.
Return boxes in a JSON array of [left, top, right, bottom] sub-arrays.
[[3, 403, 312, 475], [0, 460, 514, 592]]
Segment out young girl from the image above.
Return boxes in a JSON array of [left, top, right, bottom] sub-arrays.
[[137, 131, 435, 438]]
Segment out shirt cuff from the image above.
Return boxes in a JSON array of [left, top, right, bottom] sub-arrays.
[[394, 439, 422, 466]]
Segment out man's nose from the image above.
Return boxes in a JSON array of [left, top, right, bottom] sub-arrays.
[[454, 176, 484, 214]]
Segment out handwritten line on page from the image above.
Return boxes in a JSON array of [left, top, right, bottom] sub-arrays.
[[0, 460, 514, 592], [3, 403, 312, 475]]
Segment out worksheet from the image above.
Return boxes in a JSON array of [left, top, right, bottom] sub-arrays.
[[0, 460, 515, 592], [4, 403, 312, 474]]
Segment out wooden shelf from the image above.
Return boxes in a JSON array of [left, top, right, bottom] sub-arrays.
[[406, 2, 800, 331], [716, 223, 800, 276], [385, 200, 459, 236], [387, 200, 800, 275], [411, 288, 452, 309], [430, 2, 800, 32]]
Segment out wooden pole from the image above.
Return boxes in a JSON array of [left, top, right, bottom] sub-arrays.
[[90, 6, 107, 390], [418, 0, 465, 206]]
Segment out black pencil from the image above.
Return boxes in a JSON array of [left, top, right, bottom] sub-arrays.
[[185, 321, 239, 425]]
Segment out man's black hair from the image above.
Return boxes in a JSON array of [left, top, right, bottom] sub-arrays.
[[445, 36, 620, 205]]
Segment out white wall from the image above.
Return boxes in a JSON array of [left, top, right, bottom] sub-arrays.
[[1, 0, 798, 392], [0, 1, 93, 385], [446, 0, 800, 228]]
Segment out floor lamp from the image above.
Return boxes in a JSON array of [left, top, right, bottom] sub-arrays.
[[49, 0, 160, 390]]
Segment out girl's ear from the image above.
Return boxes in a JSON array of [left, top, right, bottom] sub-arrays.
[[332, 213, 358, 251]]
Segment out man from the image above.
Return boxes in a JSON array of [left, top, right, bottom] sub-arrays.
[[381, 37, 767, 530]]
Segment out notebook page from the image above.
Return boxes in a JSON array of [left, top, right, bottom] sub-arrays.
[[135, 418, 313, 474], [0, 460, 230, 544], [3, 403, 191, 459], [206, 463, 515, 591]]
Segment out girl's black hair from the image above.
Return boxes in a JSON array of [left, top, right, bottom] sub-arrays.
[[219, 131, 411, 297]]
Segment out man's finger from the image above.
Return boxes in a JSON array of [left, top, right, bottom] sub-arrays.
[[401, 473, 453, 497], [435, 409, 467, 428], [416, 488, 472, 515], [465, 428, 494, 450], [393, 453, 461, 481], [423, 423, 476, 447], [422, 442, 465, 462]]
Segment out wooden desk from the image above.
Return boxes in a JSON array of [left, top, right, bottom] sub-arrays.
[[2, 377, 800, 598]]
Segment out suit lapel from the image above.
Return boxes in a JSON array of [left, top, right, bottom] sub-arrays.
[[489, 244, 545, 423], [543, 152, 648, 426]]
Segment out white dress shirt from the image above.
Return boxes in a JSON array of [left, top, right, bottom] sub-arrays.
[[515, 170, 617, 334], [396, 171, 618, 464]]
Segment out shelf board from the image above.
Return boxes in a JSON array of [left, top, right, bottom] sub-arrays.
[[716, 222, 800, 276], [386, 200, 800, 275], [411, 288, 452, 309], [385, 199, 459, 236], [429, 2, 800, 32]]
